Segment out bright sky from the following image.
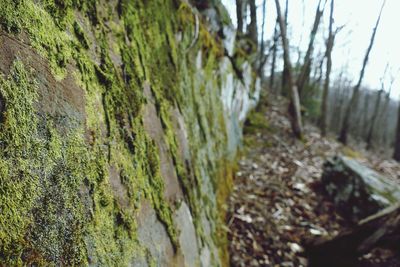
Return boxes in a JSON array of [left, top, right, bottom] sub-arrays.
[[221, 0, 400, 98]]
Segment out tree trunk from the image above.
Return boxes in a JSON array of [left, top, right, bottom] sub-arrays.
[[320, 0, 334, 136], [393, 100, 400, 161], [311, 53, 325, 89], [380, 92, 391, 146], [337, 81, 351, 133], [362, 93, 371, 139], [236, 0, 244, 35], [281, 0, 289, 93], [330, 66, 346, 132], [380, 72, 395, 147], [270, 20, 279, 93], [297, 0, 327, 98], [338, 0, 386, 144], [274, 0, 303, 139], [284, 0, 289, 25], [248, 0, 258, 47], [366, 89, 383, 150], [258, 0, 267, 76]]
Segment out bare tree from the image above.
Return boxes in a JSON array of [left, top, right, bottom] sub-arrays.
[[258, 0, 268, 76], [274, 0, 303, 139], [297, 0, 327, 97], [236, 0, 245, 35], [270, 20, 279, 93], [320, 0, 334, 136], [330, 69, 349, 132], [338, 0, 386, 144], [380, 70, 397, 146], [394, 100, 400, 161], [281, 0, 290, 92], [248, 0, 258, 46], [311, 52, 325, 89], [366, 64, 390, 148], [362, 92, 371, 137], [284, 0, 289, 24], [366, 89, 384, 150]]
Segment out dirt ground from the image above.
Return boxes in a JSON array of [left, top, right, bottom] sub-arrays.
[[227, 97, 400, 267]]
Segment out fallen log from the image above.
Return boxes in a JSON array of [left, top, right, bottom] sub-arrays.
[[321, 156, 400, 222], [306, 203, 400, 266], [306, 156, 400, 266]]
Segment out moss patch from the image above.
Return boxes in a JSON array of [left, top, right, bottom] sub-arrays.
[[0, 0, 246, 266]]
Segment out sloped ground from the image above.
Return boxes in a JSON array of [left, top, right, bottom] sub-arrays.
[[227, 97, 400, 267]]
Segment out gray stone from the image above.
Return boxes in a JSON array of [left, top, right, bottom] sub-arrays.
[[200, 246, 211, 267], [143, 83, 183, 203], [129, 254, 148, 267], [321, 156, 400, 222], [136, 201, 176, 267], [174, 202, 200, 267]]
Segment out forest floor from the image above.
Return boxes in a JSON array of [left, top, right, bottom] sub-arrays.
[[227, 96, 400, 267]]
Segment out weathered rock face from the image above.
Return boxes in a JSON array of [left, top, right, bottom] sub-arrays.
[[0, 1, 259, 266], [321, 156, 400, 222]]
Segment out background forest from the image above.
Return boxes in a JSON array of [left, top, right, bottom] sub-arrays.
[[223, 0, 400, 157]]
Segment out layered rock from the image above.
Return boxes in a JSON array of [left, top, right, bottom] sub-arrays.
[[0, 1, 259, 266], [321, 156, 400, 222]]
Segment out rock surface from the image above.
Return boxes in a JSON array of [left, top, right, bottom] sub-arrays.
[[0, 1, 259, 266], [321, 156, 400, 222]]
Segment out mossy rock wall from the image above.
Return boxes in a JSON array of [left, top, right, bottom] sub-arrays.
[[0, 0, 259, 266]]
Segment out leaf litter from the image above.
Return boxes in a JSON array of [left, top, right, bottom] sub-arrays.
[[227, 97, 400, 267]]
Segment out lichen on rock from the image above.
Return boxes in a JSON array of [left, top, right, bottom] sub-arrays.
[[0, 0, 260, 266]]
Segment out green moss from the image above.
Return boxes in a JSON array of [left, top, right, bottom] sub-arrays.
[[0, 0, 74, 79], [0, 60, 89, 266], [0, 60, 41, 265], [243, 110, 270, 134], [73, 21, 90, 49], [341, 146, 363, 159], [0, 0, 246, 266]]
